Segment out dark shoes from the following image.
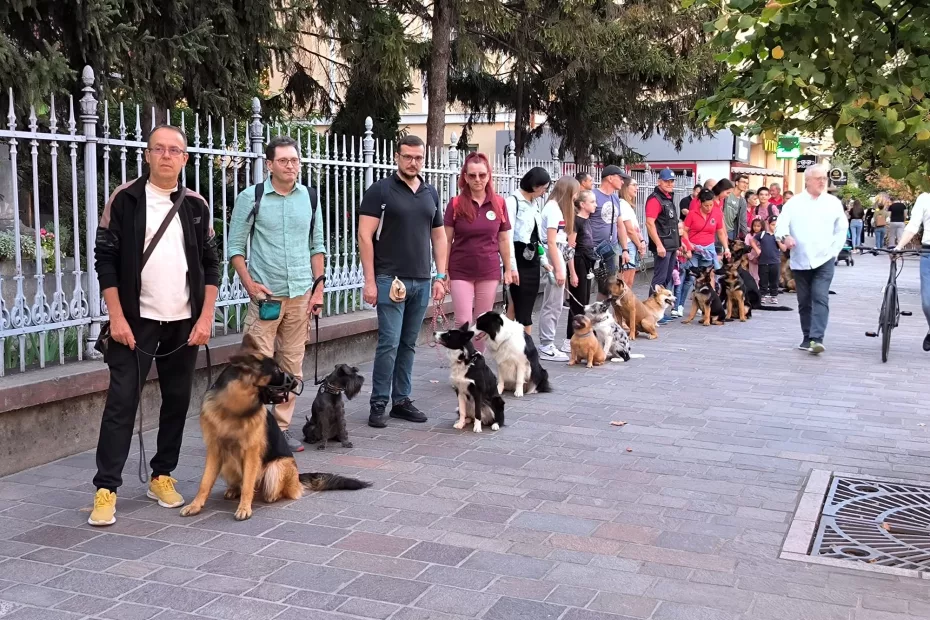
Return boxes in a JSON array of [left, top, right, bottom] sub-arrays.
[[390, 399, 427, 423], [368, 403, 387, 428], [923, 332, 930, 352]]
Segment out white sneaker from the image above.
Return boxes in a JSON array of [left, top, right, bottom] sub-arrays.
[[676, 305, 684, 317], [539, 345, 569, 362], [560, 339, 572, 354]]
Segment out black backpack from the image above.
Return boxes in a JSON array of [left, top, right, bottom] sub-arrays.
[[248, 182, 318, 245]]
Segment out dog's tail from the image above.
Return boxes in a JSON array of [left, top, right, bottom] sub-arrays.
[[299, 472, 371, 492], [616, 349, 631, 362], [535, 368, 553, 393], [754, 305, 793, 312]]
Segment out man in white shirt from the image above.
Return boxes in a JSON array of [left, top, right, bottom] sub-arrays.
[[893, 192, 930, 351], [775, 164, 848, 355]]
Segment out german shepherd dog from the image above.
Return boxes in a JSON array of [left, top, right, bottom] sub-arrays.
[[434, 323, 505, 433], [683, 267, 726, 326], [780, 251, 796, 292], [302, 364, 364, 450], [181, 335, 370, 522], [725, 244, 792, 312], [719, 260, 751, 322]]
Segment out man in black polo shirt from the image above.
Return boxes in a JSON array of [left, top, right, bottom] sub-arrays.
[[887, 199, 908, 249], [358, 135, 448, 428]]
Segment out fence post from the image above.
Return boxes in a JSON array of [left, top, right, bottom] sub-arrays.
[[448, 133, 459, 204], [250, 97, 264, 185], [363, 117, 374, 190], [551, 145, 561, 180], [80, 66, 102, 357], [507, 140, 517, 194]]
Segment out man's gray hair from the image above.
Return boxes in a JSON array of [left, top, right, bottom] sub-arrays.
[[804, 163, 828, 180], [148, 124, 188, 148]]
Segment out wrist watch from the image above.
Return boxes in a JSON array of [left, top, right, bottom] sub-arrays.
[[434, 273, 447, 281]]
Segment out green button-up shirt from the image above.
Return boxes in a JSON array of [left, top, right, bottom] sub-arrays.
[[228, 179, 326, 298]]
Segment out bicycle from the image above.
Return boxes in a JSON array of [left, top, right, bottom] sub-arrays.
[[865, 248, 927, 362]]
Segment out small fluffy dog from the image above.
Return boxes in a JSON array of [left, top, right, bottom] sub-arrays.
[[434, 323, 505, 433], [474, 311, 551, 397], [181, 335, 369, 522], [584, 300, 631, 361], [302, 364, 364, 450], [569, 315, 606, 368]]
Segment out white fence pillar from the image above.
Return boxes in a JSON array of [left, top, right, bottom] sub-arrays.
[[80, 66, 101, 357], [249, 98, 263, 185]]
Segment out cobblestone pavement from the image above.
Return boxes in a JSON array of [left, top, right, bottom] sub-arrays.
[[2, 252, 930, 620]]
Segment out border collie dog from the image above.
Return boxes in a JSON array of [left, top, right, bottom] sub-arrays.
[[473, 311, 551, 398], [434, 323, 505, 433]]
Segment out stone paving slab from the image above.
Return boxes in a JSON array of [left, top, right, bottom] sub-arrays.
[[2, 253, 930, 619]]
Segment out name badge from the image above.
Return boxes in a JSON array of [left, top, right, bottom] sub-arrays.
[[486, 210, 496, 221]]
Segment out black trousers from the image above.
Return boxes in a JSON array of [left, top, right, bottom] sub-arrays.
[[94, 317, 198, 492], [759, 263, 780, 297], [510, 242, 541, 326], [567, 256, 593, 339]]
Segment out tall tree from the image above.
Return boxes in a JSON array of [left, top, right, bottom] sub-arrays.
[[444, 0, 718, 160], [692, 0, 930, 190], [2, 0, 322, 117]]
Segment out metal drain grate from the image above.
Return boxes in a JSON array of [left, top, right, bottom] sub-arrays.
[[813, 475, 930, 572]]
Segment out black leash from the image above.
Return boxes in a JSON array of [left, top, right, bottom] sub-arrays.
[[134, 342, 211, 484], [311, 275, 326, 386]]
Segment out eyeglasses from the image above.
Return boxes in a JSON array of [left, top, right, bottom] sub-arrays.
[[274, 158, 300, 167], [398, 154, 425, 164], [465, 173, 489, 181], [147, 146, 186, 158]]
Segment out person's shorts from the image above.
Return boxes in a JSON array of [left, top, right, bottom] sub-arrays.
[[622, 241, 638, 270]]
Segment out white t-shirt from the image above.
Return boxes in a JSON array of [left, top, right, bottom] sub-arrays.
[[540, 200, 568, 275], [904, 193, 930, 246], [618, 198, 640, 234], [139, 183, 191, 321]]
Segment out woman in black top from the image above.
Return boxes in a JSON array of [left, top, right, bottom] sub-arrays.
[[565, 190, 600, 343]]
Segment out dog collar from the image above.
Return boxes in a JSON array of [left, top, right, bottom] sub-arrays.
[[320, 382, 344, 395]]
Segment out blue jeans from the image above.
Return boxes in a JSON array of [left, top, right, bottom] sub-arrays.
[[921, 253, 930, 331], [849, 219, 863, 250], [874, 227, 886, 249], [794, 260, 835, 343], [678, 245, 719, 309], [371, 276, 431, 407]]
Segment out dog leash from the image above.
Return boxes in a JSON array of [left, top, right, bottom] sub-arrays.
[[133, 341, 212, 484], [310, 275, 326, 386], [428, 299, 450, 367]]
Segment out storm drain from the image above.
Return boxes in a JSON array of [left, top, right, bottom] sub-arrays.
[[781, 470, 930, 579]]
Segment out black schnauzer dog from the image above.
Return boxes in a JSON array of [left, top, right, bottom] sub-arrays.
[[302, 364, 364, 450]]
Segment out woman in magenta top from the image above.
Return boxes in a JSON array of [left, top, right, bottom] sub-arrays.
[[444, 153, 513, 336]]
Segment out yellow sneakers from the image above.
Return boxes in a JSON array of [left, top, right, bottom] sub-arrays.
[[147, 476, 185, 508], [88, 489, 117, 526]]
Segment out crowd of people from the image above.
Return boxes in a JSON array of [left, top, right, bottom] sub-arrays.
[[83, 129, 930, 528]]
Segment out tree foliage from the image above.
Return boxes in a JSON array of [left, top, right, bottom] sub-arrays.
[[693, 0, 930, 190], [439, 0, 718, 160]]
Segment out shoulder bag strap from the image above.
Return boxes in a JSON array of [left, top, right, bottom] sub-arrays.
[[247, 183, 264, 248], [142, 187, 187, 270]]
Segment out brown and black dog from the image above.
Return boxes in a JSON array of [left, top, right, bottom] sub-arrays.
[[180, 335, 369, 521], [720, 260, 750, 322], [683, 267, 726, 326], [605, 277, 675, 340], [569, 315, 606, 368], [780, 251, 796, 292]]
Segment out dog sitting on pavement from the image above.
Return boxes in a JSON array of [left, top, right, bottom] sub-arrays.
[[302, 364, 364, 450], [605, 277, 675, 340], [584, 300, 631, 361], [682, 267, 726, 326], [433, 323, 505, 433], [569, 315, 606, 368], [474, 311, 551, 397]]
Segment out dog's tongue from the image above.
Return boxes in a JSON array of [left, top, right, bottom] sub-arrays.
[[474, 332, 487, 341]]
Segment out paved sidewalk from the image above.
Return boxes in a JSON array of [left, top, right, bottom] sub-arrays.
[[2, 252, 930, 620]]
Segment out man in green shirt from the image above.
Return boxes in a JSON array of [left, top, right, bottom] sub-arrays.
[[724, 173, 750, 240], [229, 136, 326, 451]]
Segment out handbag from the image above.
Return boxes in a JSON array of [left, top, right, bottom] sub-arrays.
[[94, 188, 188, 361]]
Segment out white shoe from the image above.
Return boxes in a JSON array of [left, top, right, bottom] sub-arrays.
[[670, 308, 680, 317], [539, 345, 569, 362], [677, 305, 684, 316], [560, 339, 572, 354]]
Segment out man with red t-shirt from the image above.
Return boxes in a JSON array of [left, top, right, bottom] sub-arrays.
[[645, 169, 681, 295], [769, 182, 784, 207]]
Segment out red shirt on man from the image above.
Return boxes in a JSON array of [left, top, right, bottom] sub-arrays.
[[683, 205, 724, 246]]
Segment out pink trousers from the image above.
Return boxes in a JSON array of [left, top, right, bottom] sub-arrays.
[[450, 280, 499, 350]]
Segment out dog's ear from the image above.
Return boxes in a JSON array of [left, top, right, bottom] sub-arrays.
[[460, 321, 470, 332], [344, 372, 364, 399], [241, 333, 261, 355]]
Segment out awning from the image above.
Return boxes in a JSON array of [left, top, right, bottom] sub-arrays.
[[731, 165, 784, 177]]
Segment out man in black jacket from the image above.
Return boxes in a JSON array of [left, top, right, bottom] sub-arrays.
[[88, 125, 219, 526]]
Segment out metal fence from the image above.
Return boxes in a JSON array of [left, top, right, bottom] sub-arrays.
[[0, 66, 691, 376]]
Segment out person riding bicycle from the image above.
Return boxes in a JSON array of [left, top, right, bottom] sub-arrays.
[[892, 192, 930, 351]]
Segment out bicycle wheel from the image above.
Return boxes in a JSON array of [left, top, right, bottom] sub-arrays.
[[880, 283, 897, 363]]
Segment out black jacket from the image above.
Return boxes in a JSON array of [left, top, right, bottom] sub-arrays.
[[94, 174, 219, 321]]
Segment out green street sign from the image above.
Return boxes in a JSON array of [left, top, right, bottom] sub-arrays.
[[776, 136, 801, 159]]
